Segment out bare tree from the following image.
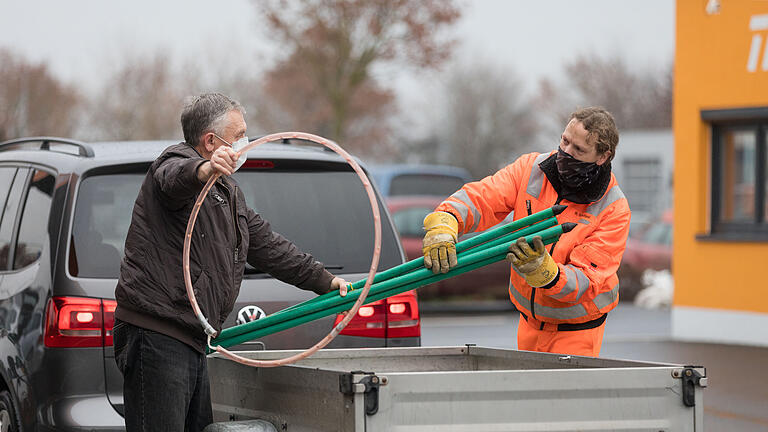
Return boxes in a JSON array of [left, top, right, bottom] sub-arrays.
[[537, 54, 673, 134], [255, 0, 461, 154], [413, 62, 538, 179], [256, 50, 395, 151], [85, 53, 191, 141], [0, 48, 82, 141], [201, 66, 267, 138]]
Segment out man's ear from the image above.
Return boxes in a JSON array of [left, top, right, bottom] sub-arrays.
[[204, 133, 216, 153], [596, 150, 611, 166]]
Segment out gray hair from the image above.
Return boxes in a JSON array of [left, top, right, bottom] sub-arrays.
[[181, 93, 245, 146]]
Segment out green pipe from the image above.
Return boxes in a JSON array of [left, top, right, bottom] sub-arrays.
[[211, 255, 504, 350], [214, 224, 571, 344], [211, 231, 568, 350], [219, 218, 562, 338], [216, 223, 568, 342], [259, 215, 559, 322]]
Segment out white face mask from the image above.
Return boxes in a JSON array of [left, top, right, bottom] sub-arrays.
[[231, 136, 249, 171], [214, 133, 249, 171]]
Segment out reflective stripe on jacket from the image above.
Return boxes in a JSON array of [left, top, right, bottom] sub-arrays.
[[436, 151, 631, 325]]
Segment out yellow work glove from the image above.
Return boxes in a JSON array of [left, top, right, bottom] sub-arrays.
[[422, 211, 459, 274], [506, 236, 559, 287]]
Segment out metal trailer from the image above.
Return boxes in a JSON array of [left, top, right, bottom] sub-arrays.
[[206, 346, 707, 431]]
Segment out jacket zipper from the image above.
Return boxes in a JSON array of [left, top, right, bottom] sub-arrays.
[[230, 185, 241, 266], [529, 196, 564, 322], [221, 182, 242, 293]]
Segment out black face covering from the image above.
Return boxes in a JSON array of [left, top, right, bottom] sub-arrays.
[[555, 148, 602, 189]]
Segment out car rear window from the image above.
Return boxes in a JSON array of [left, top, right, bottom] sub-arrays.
[[70, 162, 401, 278], [70, 173, 141, 278], [389, 174, 466, 197], [234, 164, 401, 276]]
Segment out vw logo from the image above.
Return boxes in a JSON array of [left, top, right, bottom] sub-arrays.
[[236, 305, 267, 325]]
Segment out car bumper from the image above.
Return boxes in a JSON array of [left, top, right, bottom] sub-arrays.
[[37, 394, 124, 431]]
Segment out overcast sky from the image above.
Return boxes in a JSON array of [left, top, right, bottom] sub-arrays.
[[0, 0, 675, 90]]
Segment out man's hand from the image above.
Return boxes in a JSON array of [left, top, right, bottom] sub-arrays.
[[330, 277, 349, 297], [506, 236, 559, 287], [422, 211, 459, 274], [197, 145, 239, 182]]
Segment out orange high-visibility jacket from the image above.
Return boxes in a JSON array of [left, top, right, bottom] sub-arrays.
[[436, 151, 631, 325]]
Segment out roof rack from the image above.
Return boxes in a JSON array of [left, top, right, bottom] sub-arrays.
[[0, 136, 95, 157], [243, 135, 341, 155], [276, 137, 335, 152]]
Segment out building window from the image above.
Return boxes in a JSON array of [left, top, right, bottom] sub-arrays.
[[622, 158, 662, 215], [705, 107, 768, 239]]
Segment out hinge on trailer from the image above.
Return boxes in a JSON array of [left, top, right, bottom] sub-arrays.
[[675, 365, 707, 407], [339, 371, 380, 415]]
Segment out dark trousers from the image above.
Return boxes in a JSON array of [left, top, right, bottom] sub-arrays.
[[113, 319, 213, 432]]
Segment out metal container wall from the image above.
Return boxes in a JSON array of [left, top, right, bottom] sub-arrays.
[[208, 346, 705, 431]]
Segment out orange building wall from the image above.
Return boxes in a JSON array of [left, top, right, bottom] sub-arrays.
[[674, 0, 768, 313]]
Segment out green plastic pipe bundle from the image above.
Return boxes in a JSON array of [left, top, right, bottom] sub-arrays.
[[215, 206, 566, 344], [213, 256, 501, 349], [211, 215, 574, 350], [230, 203, 565, 322], [211, 231, 566, 350], [212, 208, 570, 347]]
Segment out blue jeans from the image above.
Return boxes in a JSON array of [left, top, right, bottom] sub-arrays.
[[113, 319, 213, 431]]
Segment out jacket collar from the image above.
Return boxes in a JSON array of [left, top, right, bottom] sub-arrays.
[[188, 142, 203, 158], [538, 152, 611, 204]]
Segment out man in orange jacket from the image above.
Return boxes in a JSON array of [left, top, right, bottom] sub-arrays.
[[423, 107, 630, 357]]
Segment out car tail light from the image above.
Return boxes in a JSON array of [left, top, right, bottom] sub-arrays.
[[333, 291, 420, 340], [103, 299, 117, 346], [357, 306, 376, 318], [385, 294, 420, 338], [44, 296, 117, 348]]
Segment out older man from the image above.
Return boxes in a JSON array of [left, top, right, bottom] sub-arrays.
[[113, 93, 347, 431], [422, 107, 631, 357]]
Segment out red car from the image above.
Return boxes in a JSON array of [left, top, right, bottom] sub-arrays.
[[618, 209, 673, 300], [386, 196, 513, 300]]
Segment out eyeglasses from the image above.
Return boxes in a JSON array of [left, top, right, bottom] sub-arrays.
[[212, 133, 233, 148]]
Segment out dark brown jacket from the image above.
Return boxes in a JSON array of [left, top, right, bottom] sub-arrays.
[[115, 143, 333, 352]]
